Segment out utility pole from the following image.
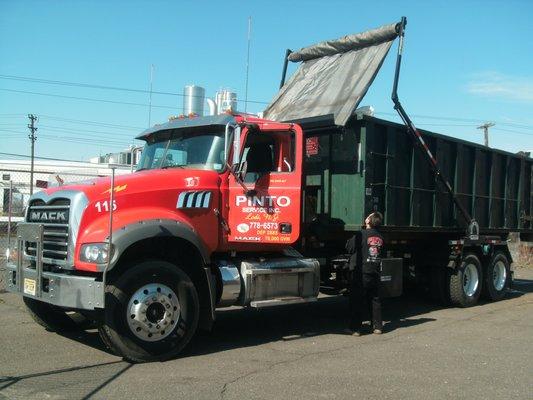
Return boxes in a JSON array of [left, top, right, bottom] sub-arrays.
[[28, 114, 38, 195], [477, 122, 494, 147], [148, 64, 154, 127], [244, 16, 252, 114]]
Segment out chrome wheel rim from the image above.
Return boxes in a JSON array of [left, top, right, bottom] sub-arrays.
[[493, 261, 507, 291], [127, 283, 180, 342], [463, 263, 479, 297]]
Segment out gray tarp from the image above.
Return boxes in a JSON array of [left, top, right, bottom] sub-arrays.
[[263, 22, 399, 126]]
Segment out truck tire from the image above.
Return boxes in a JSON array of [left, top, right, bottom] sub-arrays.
[[23, 297, 89, 332], [449, 254, 483, 307], [98, 260, 199, 363], [482, 252, 510, 301]]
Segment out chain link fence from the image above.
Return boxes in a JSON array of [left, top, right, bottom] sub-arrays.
[[0, 163, 132, 292]]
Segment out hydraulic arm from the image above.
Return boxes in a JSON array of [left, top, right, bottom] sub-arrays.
[[391, 17, 478, 238]]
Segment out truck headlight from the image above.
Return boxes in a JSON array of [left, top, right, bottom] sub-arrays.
[[80, 243, 112, 264]]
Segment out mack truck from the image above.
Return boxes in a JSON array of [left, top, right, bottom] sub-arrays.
[[5, 18, 532, 362]]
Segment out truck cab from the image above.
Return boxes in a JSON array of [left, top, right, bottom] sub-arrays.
[[135, 113, 304, 249]]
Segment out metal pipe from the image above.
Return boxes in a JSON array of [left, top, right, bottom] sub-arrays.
[[391, 17, 406, 104], [17, 235, 23, 292], [102, 166, 116, 300], [224, 123, 231, 166], [130, 146, 134, 173], [6, 180, 12, 262], [35, 226, 43, 297], [206, 98, 217, 116], [279, 49, 292, 88]]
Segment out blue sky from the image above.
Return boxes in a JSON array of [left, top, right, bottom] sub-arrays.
[[0, 0, 532, 161]]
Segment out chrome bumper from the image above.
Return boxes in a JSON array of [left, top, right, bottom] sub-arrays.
[[4, 223, 104, 310]]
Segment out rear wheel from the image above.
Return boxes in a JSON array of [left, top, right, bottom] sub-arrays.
[[98, 260, 199, 363], [482, 252, 510, 301], [449, 254, 483, 307], [23, 297, 91, 332]]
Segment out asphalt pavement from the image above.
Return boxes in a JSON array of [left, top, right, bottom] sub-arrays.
[[0, 268, 532, 400]]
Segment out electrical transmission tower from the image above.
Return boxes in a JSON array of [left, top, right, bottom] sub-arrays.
[[28, 114, 38, 195], [477, 122, 495, 147]]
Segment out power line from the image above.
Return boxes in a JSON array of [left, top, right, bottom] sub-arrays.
[[39, 129, 135, 143], [0, 74, 270, 105], [0, 129, 26, 134], [38, 133, 131, 146], [38, 137, 128, 149], [41, 115, 143, 130], [0, 151, 121, 163], [0, 88, 179, 110], [7, 114, 144, 130], [2, 72, 533, 130], [373, 111, 533, 130], [414, 123, 478, 127], [0, 129, 132, 147], [492, 127, 533, 136], [39, 124, 137, 138]]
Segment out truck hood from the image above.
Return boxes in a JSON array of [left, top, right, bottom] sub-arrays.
[[38, 168, 221, 203]]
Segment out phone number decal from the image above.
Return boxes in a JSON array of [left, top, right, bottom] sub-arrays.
[[249, 222, 279, 230]]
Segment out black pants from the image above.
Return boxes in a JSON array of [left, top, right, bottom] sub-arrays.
[[349, 269, 382, 331]]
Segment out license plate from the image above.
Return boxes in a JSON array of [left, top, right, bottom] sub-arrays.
[[24, 278, 36, 296]]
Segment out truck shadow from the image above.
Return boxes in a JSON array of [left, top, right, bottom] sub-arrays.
[[184, 292, 439, 357], [509, 278, 533, 295], [54, 278, 532, 360], [185, 278, 532, 357]]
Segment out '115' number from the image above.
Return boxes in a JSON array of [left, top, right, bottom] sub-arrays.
[[95, 200, 117, 213]]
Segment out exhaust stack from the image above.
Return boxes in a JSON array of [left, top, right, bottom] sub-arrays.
[[183, 85, 205, 116]]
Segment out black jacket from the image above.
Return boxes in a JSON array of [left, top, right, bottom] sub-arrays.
[[346, 228, 384, 273]]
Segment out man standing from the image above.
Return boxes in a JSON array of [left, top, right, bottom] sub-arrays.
[[346, 212, 384, 335]]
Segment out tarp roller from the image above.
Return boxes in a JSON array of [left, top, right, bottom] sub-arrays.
[[288, 23, 400, 62]]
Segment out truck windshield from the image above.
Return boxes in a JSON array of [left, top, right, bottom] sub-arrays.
[[137, 130, 226, 171]]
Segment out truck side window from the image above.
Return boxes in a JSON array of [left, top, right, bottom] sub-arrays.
[[242, 133, 274, 182], [241, 131, 295, 182], [275, 131, 295, 172]]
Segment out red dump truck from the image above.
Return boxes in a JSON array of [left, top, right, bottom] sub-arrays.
[[5, 18, 532, 362]]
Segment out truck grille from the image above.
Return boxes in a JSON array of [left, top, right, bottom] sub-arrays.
[[26, 198, 70, 262]]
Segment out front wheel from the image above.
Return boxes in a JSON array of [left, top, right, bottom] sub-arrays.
[[449, 254, 483, 307], [98, 260, 199, 363]]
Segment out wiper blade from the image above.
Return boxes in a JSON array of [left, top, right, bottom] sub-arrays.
[[161, 165, 186, 169]]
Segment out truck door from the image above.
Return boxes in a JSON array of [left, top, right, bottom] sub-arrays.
[[227, 126, 302, 244]]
